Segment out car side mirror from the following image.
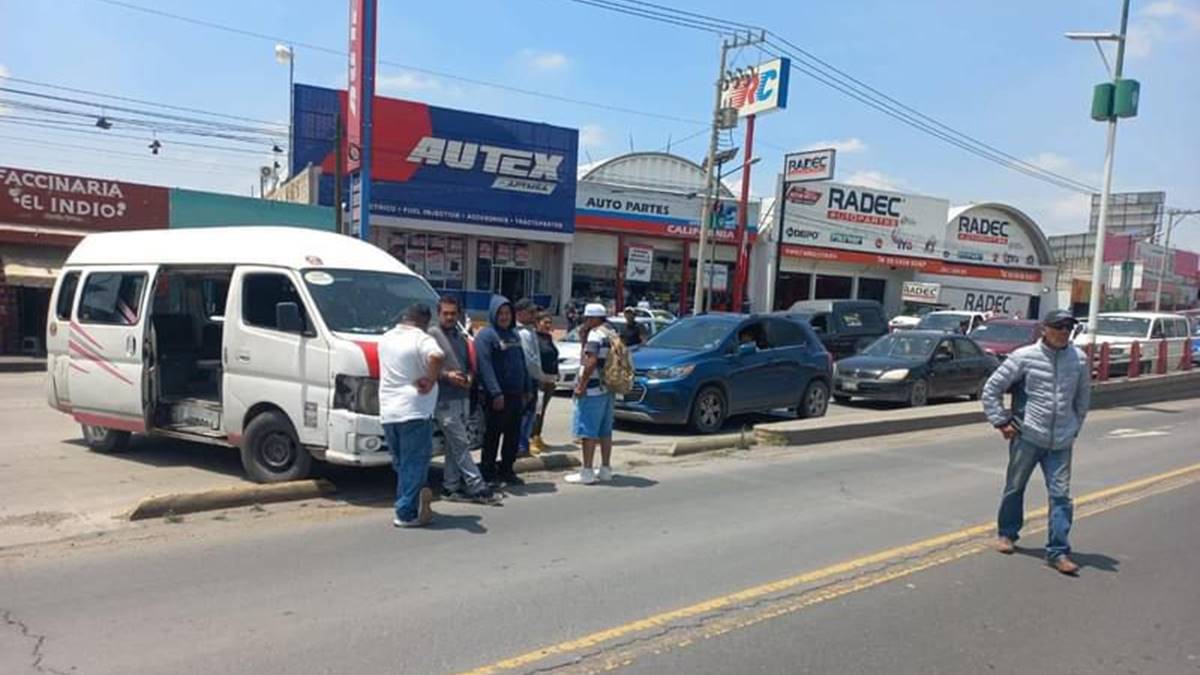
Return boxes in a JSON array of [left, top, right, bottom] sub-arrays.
[[276, 302, 306, 335], [738, 342, 757, 357]]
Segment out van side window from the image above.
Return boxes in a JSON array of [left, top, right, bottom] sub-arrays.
[[1151, 320, 1165, 340], [242, 273, 308, 332], [838, 308, 884, 333], [809, 313, 830, 334], [79, 272, 147, 325], [55, 271, 81, 320]]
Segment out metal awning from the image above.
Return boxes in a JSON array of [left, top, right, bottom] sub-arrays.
[[0, 245, 68, 288]]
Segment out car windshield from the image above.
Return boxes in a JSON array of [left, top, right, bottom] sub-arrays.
[[862, 334, 939, 360], [303, 269, 439, 335], [1095, 317, 1151, 338], [969, 323, 1036, 343], [646, 316, 735, 351], [917, 314, 969, 331]]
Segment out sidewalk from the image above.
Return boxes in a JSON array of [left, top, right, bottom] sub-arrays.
[[0, 355, 46, 373]]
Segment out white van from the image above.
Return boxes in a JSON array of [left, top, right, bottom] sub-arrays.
[[45, 227, 444, 482]]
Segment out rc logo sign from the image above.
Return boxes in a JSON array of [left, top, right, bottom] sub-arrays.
[[720, 57, 790, 118]]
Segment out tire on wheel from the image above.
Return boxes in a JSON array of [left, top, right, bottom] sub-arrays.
[[969, 378, 985, 401], [240, 410, 312, 483], [81, 424, 131, 453], [798, 380, 830, 419], [908, 378, 930, 408], [689, 386, 727, 435]]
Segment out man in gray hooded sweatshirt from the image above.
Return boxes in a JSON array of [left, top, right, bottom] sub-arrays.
[[982, 309, 1090, 575], [428, 296, 500, 505]]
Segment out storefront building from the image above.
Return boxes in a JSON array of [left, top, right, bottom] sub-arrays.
[[572, 152, 759, 315], [291, 85, 578, 315], [0, 165, 335, 355], [756, 179, 1058, 319]]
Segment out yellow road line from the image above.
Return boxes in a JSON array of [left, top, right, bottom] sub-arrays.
[[458, 461, 1200, 675]]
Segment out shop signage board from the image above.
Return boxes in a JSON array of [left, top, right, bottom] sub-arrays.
[[781, 244, 1042, 282], [576, 182, 759, 243], [901, 281, 941, 304], [938, 287, 1028, 315], [703, 263, 729, 292], [625, 245, 654, 282], [345, 0, 377, 173], [720, 57, 790, 118], [0, 166, 169, 231], [783, 149, 836, 184], [780, 183, 1044, 271], [293, 84, 578, 235]]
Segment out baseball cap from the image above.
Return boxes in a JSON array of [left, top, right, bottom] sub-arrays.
[[584, 303, 607, 318], [513, 298, 535, 313], [1042, 309, 1078, 328]]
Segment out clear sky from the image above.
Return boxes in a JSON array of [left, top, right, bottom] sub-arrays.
[[2, 0, 1198, 250]]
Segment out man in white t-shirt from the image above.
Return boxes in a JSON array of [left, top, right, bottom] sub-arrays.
[[379, 303, 445, 528]]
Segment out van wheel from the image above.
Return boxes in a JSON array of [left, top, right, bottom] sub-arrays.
[[240, 411, 312, 483], [81, 425, 131, 453], [798, 380, 830, 419], [690, 386, 727, 435]]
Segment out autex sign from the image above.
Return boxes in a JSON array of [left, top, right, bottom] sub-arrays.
[[720, 57, 790, 118], [576, 183, 759, 243], [291, 84, 578, 234]]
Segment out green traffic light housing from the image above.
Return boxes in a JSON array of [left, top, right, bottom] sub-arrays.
[[1091, 79, 1140, 121], [1091, 83, 1114, 121]]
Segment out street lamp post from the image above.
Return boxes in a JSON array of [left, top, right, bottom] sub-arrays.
[[1066, 0, 1131, 354], [275, 44, 295, 180]]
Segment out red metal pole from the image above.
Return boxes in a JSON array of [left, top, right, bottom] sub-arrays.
[[680, 241, 691, 316], [730, 114, 756, 313]]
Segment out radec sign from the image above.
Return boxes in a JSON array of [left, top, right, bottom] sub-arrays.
[[783, 148, 836, 184]]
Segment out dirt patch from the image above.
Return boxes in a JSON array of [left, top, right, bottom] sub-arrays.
[[0, 511, 76, 529]]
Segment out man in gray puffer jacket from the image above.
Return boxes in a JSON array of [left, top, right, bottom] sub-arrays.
[[981, 309, 1091, 575]]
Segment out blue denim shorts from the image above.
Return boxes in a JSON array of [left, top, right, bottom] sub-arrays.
[[573, 394, 614, 439]]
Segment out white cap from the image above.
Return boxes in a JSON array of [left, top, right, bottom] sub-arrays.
[[584, 303, 607, 318]]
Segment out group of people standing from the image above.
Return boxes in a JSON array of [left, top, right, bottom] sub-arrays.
[[377, 295, 620, 528]]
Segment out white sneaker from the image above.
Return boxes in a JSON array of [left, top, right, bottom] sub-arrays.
[[597, 466, 614, 483], [565, 468, 597, 485]]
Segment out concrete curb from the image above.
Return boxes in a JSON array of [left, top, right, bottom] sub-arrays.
[[669, 429, 757, 457], [756, 410, 985, 448], [128, 479, 337, 521], [514, 453, 581, 473]]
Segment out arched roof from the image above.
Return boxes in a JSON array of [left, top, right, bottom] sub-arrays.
[[579, 152, 735, 198], [948, 202, 1056, 267]]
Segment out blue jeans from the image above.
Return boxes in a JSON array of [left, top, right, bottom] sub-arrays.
[[385, 418, 433, 523], [997, 437, 1074, 560]]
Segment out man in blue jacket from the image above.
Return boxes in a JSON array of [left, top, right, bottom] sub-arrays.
[[474, 297, 530, 487], [981, 309, 1091, 575]]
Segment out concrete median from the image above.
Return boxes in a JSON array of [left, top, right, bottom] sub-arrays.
[[128, 479, 337, 521]]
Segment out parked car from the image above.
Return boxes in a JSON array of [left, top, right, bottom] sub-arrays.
[[614, 313, 833, 434], [833, 331, 999, 407], [916, 310, 988, 334], [968, 319, 1041, 360], [1072, 312, 1193, 370], [1191, 319, 1200, 365], [785, 300, 888, 360], [888, 304, 950, 332]]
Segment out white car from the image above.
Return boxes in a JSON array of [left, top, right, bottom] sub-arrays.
[[888, 315, 922, 331], [1073, 312, 1193, 369], [916, 310, 989, 334], [554, 316, 670, 391]]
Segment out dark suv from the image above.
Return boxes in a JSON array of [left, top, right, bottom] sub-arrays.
[[784, 300, 889, 360], [614, 313, 833, 434]]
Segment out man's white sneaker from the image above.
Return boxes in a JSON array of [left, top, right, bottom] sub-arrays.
[[597, 466, 614, 482], [565, 468, 597, 485]]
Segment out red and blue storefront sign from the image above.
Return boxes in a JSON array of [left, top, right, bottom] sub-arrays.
[[292, 84, 578, 235]]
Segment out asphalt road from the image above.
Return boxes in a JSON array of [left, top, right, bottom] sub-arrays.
[[3, 398, 1197, 675]]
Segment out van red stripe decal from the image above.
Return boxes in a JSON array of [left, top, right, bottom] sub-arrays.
[[70, 321, 105, 352], [69, 340, 133, 385], [69, 362, 90, 374], [353, 341, 380, 379], [74, 411, 145, 433]]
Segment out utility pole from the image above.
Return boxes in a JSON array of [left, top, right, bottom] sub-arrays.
[[692, 38, 728, 316], [1154, 208, 1200, 311]]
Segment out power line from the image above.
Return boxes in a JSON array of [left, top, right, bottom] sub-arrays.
[[0, 74, 286, 128], [0, 117, 283, 157], [0, 134, 262, 171], [85, 0, 709, 127]]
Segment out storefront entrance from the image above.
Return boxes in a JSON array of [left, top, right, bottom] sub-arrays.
[[494, 266, 532, 303]]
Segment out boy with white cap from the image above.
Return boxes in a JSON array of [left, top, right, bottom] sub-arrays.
[[566, 303, 616, 485]]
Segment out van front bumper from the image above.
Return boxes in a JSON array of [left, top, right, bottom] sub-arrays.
[[327, 409, 390, 467]]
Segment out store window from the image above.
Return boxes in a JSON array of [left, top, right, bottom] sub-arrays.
[[622, 250, 684, 315], [775, 272, 811, 310], [814, 274, 853, 300], [572, 263, 617, 307], [377, 230, 466, 291], [857, 277, 887, 304]]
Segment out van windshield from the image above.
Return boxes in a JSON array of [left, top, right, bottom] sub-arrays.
[[303, 269, 439, 335]]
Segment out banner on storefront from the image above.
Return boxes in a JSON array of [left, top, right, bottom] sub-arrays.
[[780, 244, 1042, 282], [576, 183, 759, 243], [703, 263, 729, 292], [938, 287, 1027, 315], [0, 166, 169, 231], [292, 84, 578, 235], [426, 249, 445, 279], [625, 245, 654, 282], [901, 281, 941, 304]]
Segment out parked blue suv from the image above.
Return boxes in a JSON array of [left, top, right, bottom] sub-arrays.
[[614, 313, 833, 434]]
